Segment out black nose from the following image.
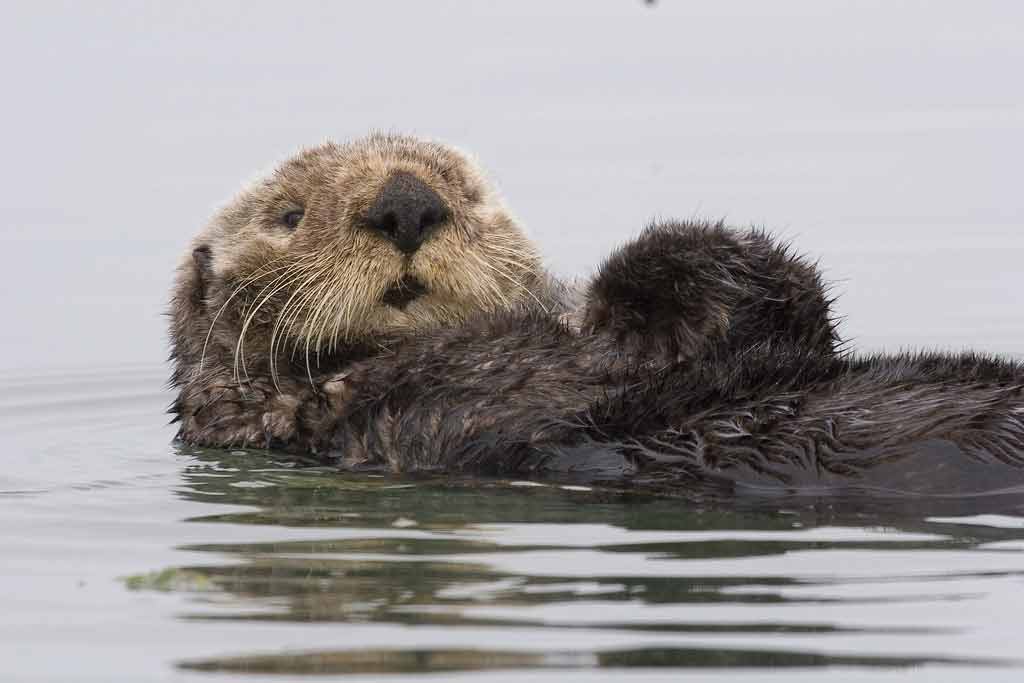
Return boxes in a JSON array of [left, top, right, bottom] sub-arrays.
[[364, 171, 449, 255]]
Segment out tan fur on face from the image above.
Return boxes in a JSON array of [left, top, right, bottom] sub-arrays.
[[171, 134, 549, 388]]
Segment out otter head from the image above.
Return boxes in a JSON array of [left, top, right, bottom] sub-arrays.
[[170, 134, 546, 387]]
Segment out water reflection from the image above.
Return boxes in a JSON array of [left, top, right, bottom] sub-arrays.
[[117, 447, 1024, 674], [181, 647, 996, 676]]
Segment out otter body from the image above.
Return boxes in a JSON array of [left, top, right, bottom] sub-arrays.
[[170, 135, 1024, 496], [289, 315, 1024, 496]]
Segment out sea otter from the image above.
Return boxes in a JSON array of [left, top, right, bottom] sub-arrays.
[[171, 134, 835, 451], [170, 134, 1024, 496]]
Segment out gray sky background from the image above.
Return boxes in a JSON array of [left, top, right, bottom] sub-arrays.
[[1, 1, 1021, 370]]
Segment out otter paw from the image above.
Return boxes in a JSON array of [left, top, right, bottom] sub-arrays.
[[321, 370, 354, 411], [261, 394, 302, 448]]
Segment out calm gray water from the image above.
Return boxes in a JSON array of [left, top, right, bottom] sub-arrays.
[[2, 2, 1023, 681]]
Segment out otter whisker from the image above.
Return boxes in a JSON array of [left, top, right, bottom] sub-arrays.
[[313, 260, 377, 355], [266, 260, 325, 376], [482, 241, 540, 261], [302, 270, 347, 364], [198, 256, 294, 374], [278, 265, 331, 356], [232, 268, 297, 386], [467, 249, 539, 313], [282, 276, 334, 366], [263, 260, 323, 346], [482, 252, 541, 276], [203, 252, 321, 377], [279, 263, 354, 382], [340, 263, 381, 344], [269, 267, 326, 386], [309, 271, 345, 357], [461, 251, 510, 307], [482, 241, 543, 269], [268, 263, 326, 390], [488, 259, 551, 314], [234, 260, 321, 387]]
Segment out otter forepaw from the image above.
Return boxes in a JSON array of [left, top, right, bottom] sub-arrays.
[[261, 394, 302, 448], [321, 370, 353, 410]]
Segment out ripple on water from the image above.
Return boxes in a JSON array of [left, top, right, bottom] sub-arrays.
[[107, 448, 1024, 676], [5, 371, 1024, 679]]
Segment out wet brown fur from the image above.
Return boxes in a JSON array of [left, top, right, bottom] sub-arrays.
[[170, 137, 1024, 496]]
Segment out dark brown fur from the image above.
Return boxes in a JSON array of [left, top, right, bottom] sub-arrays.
[[295, 317, 1024, 495], [584, 221, 839, 363], [573, 345, 1024, 494], [170, 141, 1024, 496]]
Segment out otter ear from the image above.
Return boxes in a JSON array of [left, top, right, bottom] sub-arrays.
[[189, 244, 213, 305], [169, 242, 216, 368], [192, 244, 212, 271]]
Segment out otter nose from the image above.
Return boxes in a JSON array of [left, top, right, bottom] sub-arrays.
[[364, 171, 448, 255]]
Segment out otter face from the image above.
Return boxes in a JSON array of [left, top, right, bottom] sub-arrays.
[[173, 134, 545, 381]]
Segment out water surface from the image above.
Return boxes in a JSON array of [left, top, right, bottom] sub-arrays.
[[2, 2, 1023, 681], [5, 365, 1024, 681]]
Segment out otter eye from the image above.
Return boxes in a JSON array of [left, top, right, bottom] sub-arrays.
[[282, 210, 304, 229]]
